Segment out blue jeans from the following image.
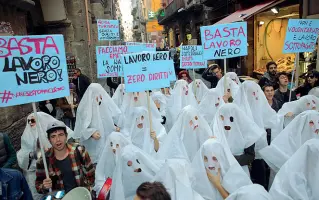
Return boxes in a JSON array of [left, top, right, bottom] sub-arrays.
[[0, 168, 33, 200]]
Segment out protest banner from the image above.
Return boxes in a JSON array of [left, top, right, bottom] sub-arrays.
[[180, 45, 207, 69], [283, 19, 319, 54], [121, 51, 171, 92], [0, 35, 70, 107], [126, 42, 156, 52], [96, 45, 146, 78], [97, 19, 120, 41], [282, 19, 319, 101], [200, 22, 248, 60]]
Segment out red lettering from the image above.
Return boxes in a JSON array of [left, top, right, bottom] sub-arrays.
[[42, 36, 59, 54], [127, 75, 133, 84], [216, 41, 223, 48], [204, 30, 213, 40], [238, 26, 246, 37], [214, 29, 222, 38], [229, 39, 235, 47], [223, 27, 230, 37], [26, 38, 46, 54]]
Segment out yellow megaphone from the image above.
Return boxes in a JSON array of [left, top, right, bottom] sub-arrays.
[[62, 187, 92, 200]]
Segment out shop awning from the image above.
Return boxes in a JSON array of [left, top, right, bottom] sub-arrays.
[[215, 0, 285, 24]]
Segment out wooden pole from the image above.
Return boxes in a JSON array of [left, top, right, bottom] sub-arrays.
[[32, 103, 51, 192], [146, 91, 153, 132], [223, 58, 227, 94], [289, 53, 299, 102]]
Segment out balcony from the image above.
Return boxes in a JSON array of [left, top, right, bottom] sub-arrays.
[[158, 0, 185, 24]]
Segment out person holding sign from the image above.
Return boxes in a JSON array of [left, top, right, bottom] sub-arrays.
[[35, 121, 95, 195], [72, 68, 91, 102], [129, 107, 167, 157], [17, 112, 74, 200]]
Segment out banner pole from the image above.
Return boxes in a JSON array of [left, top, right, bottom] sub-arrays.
[[192, 69, 197, 98], [146, 90, 153, 132], [289, 53, 299, 102], [32, 102, 52, 192], [223, 58, 227, 94]]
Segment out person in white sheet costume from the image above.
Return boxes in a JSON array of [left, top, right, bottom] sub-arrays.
[[269, 139, 319, 200], [234, 80, 277, 152], [153, 159, 205, 200], [157, 105, 213, 161], [199, 89, 224, 123], [119, 91, 161, 130], [94, 132, 131, 195], [74, 83, 121, 163], [166, 80, 198, 131], [276, 95, 319, 136], [226, 184, 272, 200], [130, 107, 167, 157], [212, 103, 265, 175], [226, 72, 242, 86], [191, 139, 252, 200], [112, 83, 125, 108], [189, 79, 209, 103], [110, 145, 163, 200], [308, 87, 319, 98], [151, 91, 167, 117], [215, 76, 239, 101], [17, 112, 74, 200], [260, 110, 319, 173]]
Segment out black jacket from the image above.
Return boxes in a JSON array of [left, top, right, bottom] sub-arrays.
[[202, 68, 219, 88], [72, 74, 91, 100]]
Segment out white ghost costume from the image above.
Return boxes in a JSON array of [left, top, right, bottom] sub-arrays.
[[275, 95, 319, 138], [234, 80, 278, 159], [308, 87, 319, 98], [269, 139, 319, 200], [166, 80, 198, 131], [17, 112, 74, 200], [189, 79, 209, 103], [212, 103, 266, 175], [157, 105, 213, 161], [191, 139, 252, 200], [110, 145, 163, 200], [153, 159, 205, 200], [226, 72, 242, 86], [215, 76, 240, 99], [112, 84, 125, 108], [259, 110, 319, 173], [130, 107, 167, 157], [226, 184, 272, 200], [199, 89, 225, 123], [151, 91, 167, 116], [94, 132, 131, 195], [74, 83, 121, 163], [119, 91, 161, 130]]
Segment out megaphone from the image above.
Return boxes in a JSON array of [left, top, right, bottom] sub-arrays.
[[62, 187, 92, 200]]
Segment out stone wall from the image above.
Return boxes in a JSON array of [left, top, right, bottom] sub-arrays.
[[0, 4, 32, 151]]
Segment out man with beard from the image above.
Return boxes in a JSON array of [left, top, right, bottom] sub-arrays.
[[35, 121, 95, 195], [274, 72, 297, 109], [258, 61, 278, 90]]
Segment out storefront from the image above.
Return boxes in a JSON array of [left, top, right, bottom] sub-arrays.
[[253, 4, 300, 77]]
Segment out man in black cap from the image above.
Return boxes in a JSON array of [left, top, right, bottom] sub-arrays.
[[35, 120, 95, 195]]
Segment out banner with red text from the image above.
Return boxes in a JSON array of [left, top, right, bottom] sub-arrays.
[[180, 45, 207, 69], [0, 35, 70, 107], [283, 19, 319, 53], [121, 51, 171, 92], [200, 22, 247, 60]]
